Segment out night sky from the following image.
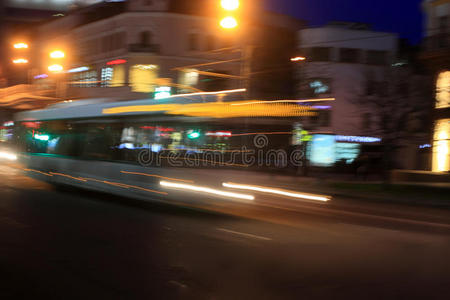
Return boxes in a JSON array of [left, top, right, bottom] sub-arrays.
[[265, 0, 424, 44]]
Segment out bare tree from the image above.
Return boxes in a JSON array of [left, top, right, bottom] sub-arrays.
[[358, 66, 433, 181]]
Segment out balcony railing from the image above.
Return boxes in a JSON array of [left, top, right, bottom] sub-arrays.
[[128, 43, 160, 54]]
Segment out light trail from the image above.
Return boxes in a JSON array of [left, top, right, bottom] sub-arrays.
[[50, 172, 87, 182], [0, 151, 17, 161], [23, 168, 53, 177], [231, 132, 291, 137], [222, 182, 330, 202], [230, 98, 336, 106], [160, 181, 255, 201]]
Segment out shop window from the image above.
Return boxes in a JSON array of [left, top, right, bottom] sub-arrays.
[[101, 67, 113, 87], [111, 65, 125, 87], [436, 71, 450, 109], [432, 119, 450, 172], [178, 69, 199, 92], [129, 64, 159, 92]]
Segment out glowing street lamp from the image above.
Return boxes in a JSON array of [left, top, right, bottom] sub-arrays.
[[13, 42, 28, 49], [12, 58, 28, 64], [221, 0, 240, 11], [220, 16, 238, 29], [50, 50, 65, 59], [48, 64, 64, 73]]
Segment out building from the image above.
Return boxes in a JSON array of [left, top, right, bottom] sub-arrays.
[[295, 22, 431, 169], [422, 0, 450, 173], [27, 0, 301, 101]]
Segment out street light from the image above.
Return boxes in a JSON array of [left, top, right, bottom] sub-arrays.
[[12, 58, 28, 64], [13, 42, 28, 49], [220, 16, 238, 29], [48, 64, 63, 73], [221, 0, 239, 11], [50, 50, 65, 59]]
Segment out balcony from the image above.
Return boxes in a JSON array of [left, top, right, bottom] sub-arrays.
[[128, 43, 160, 54]]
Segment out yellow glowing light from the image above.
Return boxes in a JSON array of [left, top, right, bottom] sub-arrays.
[[432, 119, 450, 172], [0, 151, 17, 161], [220, 16, 238, 29], [436, 71, 450, 109], [102, 100, 317, 118], [50, 50, 65, 59], [48, 64, 64, 72], [13, 43, 28, 49], [221, 0, 240, 10], [12, 58, 28, 64], [173, 88, 246, 98], [160, 181, 255, 201], [222, 182, 330, 202], [291, 56, 306, 62]]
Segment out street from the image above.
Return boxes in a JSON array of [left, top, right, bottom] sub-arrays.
[[1, 164, 450, 299]]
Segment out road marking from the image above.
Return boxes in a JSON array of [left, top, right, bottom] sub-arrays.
[[217, 228, 272, 241]]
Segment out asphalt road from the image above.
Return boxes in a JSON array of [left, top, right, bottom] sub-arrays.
[[1, 164, 450, 300]]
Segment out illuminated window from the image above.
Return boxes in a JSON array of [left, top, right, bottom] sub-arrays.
[[129, 64, 159, 93], [436, 71, 450, 109], [111, 65, 125, 87], [432, 119, 450, 172], [101, 67, 113, 87], [179, 69, 199, 92]]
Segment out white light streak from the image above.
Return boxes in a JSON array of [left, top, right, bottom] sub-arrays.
[[0, 151, 17, 161], [160, 181, 254, 201], [169, 88, 246, 99], [222, 182, 330, 202]]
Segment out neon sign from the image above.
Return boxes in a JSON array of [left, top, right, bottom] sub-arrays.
[[106, 59, 127, 65]]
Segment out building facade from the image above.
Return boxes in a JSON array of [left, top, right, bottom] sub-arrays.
[[27, 0, 301, 101], [422, 0, 450, 173], [296, 22, 431, 169], [32, 0, 243, 99]]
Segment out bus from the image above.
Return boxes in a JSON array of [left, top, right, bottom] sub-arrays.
[[12, 92, 323, 204]]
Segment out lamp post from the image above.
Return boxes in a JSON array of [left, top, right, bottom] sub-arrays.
[[11, 42, 30, 84], [218, 0, 254, 95], [48, 50, 66, 99]]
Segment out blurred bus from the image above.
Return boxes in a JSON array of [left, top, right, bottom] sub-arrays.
[[11, 94, 316, 204]]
